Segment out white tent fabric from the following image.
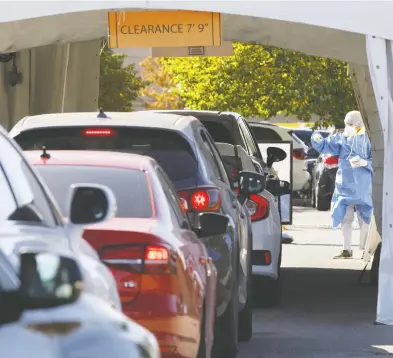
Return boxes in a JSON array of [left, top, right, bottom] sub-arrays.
[[366, 35, 393, 325]]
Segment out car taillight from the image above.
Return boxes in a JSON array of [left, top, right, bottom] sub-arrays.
[[100, 244, 174, 304], [322, 155, 339, 169], [178, 187, 221, 212], [293, 148, 306, 160], [82, 128, 116, 136], [247, 194, 269, 221]]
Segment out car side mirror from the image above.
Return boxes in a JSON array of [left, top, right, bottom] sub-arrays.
[[19, 251, 83, 309], [266, 147, 287, 168], [265, 179, 291, 197], [67, 184, 117, 225], [238, 171, 266, 195], [237, 171, 266, 205], [194, 213, 229, 237]]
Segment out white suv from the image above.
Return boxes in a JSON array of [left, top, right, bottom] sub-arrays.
[[216, 142, 288, 306], [248, 122, 310, 192]]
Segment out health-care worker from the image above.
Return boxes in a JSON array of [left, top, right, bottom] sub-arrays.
[[311, 110, 373, 259]]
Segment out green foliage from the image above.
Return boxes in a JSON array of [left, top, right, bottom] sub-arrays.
[[156, 43, 357, 126], [99, 46, 144, 111], [139, 57, 185, 110]]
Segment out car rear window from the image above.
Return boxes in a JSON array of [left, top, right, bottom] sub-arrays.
[[249, 126, 282, 141], [14, 127, 198, 183], [35, 166, 153, 218]]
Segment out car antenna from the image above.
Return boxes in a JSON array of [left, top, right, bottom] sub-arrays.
[[40, 146, 50, 159], [97, 107, 108, 119]]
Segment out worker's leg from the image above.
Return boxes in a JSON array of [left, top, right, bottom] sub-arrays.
[[335, 205, 354, 259], [356, 210, 370, 251]]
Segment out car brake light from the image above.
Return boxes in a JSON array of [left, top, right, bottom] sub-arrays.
[[178, 187, 221, 212], [145, 246, 169, 261], [83, 128, 116, 136], [293, 148, 306, 160], [322, 155, 339, 169], [247, 194, 269, 221], [100, 244, 174, 304]]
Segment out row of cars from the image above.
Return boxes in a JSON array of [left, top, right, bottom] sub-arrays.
[[0, 109, 291, 358]]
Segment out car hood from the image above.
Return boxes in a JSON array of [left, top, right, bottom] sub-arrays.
[[1, 293, 159, 358]]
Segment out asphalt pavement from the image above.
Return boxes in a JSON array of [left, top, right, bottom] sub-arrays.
[[239, 206, 393, 358]]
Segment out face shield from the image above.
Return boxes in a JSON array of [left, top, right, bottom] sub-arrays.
[[344, 111, 365, 137]]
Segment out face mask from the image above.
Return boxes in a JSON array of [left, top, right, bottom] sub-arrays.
[[344, 125, 357, 137]]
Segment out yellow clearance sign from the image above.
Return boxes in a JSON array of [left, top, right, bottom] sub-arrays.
[[108, 11, 222, 49]]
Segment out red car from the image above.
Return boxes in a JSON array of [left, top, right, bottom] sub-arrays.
[[26, 150, 228, 358]]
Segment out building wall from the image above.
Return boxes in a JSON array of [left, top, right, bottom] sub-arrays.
[[0, 40, 100, 130]]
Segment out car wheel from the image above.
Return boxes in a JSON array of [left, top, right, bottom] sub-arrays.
[[238, 253, 253, 342], [315, 184, 330, 211], [311, 185, 316, 208], [213, 263, 239, 358]]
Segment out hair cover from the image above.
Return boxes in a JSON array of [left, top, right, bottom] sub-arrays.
[[344, 110, 364, 127]]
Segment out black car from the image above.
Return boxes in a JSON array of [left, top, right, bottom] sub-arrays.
[[289, 128, 331, 176], [311, 152, 339, 211], [156, 110, 277, 178], [10, 110, 265, 358]]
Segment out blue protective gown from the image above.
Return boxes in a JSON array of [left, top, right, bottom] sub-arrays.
[[311, 132, 373, 228]]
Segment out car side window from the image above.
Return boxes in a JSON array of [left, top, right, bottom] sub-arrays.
[[0, 253, 19, 290], [202, 130, 231, 186], [0, 134, 59, 227], [239, 118, 260, 159], [198, 129, 223, 181], [0, 165, 18, 222], [156, 167, 190, 229]]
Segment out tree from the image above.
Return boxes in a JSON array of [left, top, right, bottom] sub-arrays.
[[99, 46, 144, 111], [154, 43, 357, 126], [139, 57, 184, 110]]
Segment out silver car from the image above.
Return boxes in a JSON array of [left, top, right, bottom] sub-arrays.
[[0, 250, 160, 358]]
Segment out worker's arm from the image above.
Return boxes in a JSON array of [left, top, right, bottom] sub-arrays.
[[311, 132, 341, 156]]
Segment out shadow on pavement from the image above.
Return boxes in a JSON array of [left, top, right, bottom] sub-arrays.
[[243, 267, 393, 357], [292, 206, 318, 213]]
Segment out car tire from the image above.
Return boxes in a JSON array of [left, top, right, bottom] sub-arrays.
[[238, 252, 253, 342], [311, 187, 316, 208], [315, 184, 330, 211], [213, 263, 239, 358]]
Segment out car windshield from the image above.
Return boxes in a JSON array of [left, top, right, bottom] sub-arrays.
[[14, 127, 198, 185], [292, 130, 329, 147], [35, 166, 153, 218], [291, 132, 307, 148], [248, 126, 282, 141]]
